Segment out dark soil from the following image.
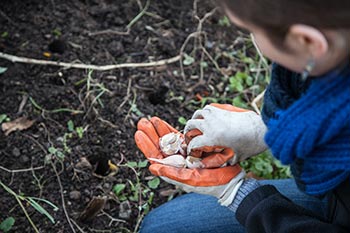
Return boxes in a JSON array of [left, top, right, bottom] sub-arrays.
[[0, 0, 245, 232]]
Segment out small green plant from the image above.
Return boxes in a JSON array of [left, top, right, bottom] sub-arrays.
[[0, 181, 58, 233], [52, 28, 62, 37], [178, 116, 187, 126], [67, 120, 84, 139], [240, 151, 292, 179], [0, 114, 10, 123], [147, 177, 160, 189], [115, 160, 156, 215], [183, 53, 195, 66], [48, 146, 65, 161], [29, 96, 83, 114], [0, 217, 15, 232], [1, 31, 8, 38], [113, 184, 127, 201], [228, 72, 253, 93], [218, 16, 230, 27]]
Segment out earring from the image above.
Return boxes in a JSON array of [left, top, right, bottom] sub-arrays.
[[301, 59, 315, 81]]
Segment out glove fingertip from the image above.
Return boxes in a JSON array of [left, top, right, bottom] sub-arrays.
[[149, 164, 164, 176], [150, 117, 177, 136]]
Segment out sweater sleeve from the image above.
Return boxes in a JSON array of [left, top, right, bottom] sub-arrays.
[[235, 185, 347, 233]]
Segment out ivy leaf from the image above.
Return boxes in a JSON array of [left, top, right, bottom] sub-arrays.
[[0, 114, 8, 124], [0, 217, 15, 232], [147, 177, 160, 189], [67, 120, 74, 132], [113, 184, 126, 196], [127, 161, 138, 168], [183, 53, 195, 66], [137, 160, 148, 168]]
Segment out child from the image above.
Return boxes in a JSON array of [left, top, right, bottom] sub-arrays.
[[135, 0, 350, 232]]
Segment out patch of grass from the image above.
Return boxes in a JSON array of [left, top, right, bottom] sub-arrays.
[[0, 181, 58, 233]]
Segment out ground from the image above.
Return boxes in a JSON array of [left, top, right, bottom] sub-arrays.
[[0, 0, 268, 232]]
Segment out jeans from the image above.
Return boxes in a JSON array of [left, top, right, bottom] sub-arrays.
[[139, 179, 327, 233]]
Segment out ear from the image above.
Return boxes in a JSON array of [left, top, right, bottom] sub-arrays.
[[289, 24, 329, 58]]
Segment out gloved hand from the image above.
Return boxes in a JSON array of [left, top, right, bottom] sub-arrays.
[[184, 104, 268, 165], [134, 117, 246, 206]]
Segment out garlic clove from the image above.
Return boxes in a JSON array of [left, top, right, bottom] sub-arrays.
[[185, 156, 203, 169], [149, 155, 186, 168], [159, 132, 184, 155]]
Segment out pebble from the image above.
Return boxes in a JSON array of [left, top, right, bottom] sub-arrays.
[[19, 155, 29, 164], [12, 147, 21, 157], [103, 183, 110, 189], [119, 200, 131, 219], [69, 190, 81, 200]]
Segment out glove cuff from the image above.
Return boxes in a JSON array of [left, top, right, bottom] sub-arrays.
[[227, 178, 260, 212], [218, 171, 246, 206]]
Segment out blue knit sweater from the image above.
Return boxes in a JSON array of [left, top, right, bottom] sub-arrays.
[[263, 63, 350, 196]]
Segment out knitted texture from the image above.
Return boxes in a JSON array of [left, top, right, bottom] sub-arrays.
[[228, 179, 260, 213], [264, 64, 350, 195]]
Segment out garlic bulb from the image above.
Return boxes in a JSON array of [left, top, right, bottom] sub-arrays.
[[159, 132, 184, 155], [156, 132, 202, 168]]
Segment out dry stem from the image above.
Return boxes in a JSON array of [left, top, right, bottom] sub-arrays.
[[0, 52, 181, 71]]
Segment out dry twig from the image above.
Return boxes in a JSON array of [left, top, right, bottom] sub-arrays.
[[0, 165, 44, 173], [51, 162, 77, 233], [0, 52, 181, 71]]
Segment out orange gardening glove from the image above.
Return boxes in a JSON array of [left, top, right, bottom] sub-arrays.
[[134, 116, 245, 206]]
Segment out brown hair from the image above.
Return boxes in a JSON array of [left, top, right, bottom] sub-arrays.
[[219, 0, 350, 45]]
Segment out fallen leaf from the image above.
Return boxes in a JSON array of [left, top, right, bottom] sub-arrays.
[[1, 117, 35, 136], [78, 196, 107, 222]]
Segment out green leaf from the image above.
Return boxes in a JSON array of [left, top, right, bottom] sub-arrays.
[[55, 151, 65, 160], [178, 116, 187, 125], [113, 184, 126, 196], [1, 32, 8, 38], [183, 53, 195, 66], [67, 120, 74, 132], [48, 147, 57, 154], [76, 127, 84, 138], [218, 16, 230, 27], [137, 160, 148, 168], [232, 96, 248, 108], [0, 114, 7, 124], [245, 75, 253, 86], [147, 177, 160, 189], [127, 161, 138, 168], [229, 76, 244, 92], [200, 61, 208, 68], [0, 217, 15, 232], [0, 67, 7, 74], [29, 197, 59, 211], [27, 197, 55, 224]]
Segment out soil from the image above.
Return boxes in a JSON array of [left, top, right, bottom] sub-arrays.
[[0, 0, 245, 232]]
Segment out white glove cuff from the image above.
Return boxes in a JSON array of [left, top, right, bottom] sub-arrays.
[[218, 170, 246, 206]]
